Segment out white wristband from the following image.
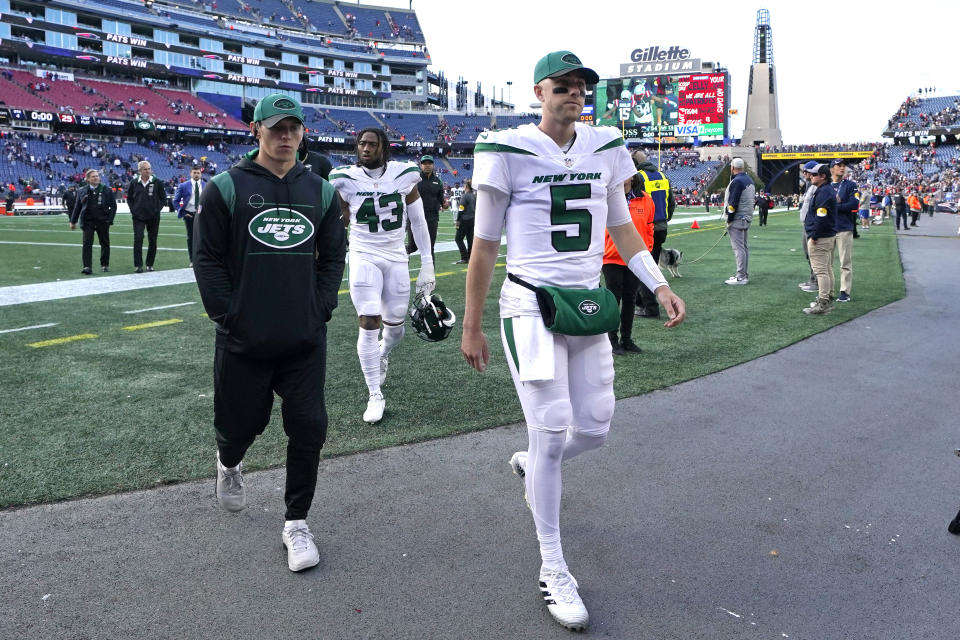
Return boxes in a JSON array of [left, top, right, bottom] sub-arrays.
[[627, 251, 668, 292]]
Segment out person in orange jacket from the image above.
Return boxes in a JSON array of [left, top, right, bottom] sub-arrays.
[[603, 173, 655, 355], [907, 192, 922, 227], [923, 193, 934, 218]]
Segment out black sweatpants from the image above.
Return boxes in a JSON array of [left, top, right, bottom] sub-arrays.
[[81, 220, 110, 269], [895, 209, 909, 229], [758, 208, 768, 226], [213, 331, 329, 521], [132, 216, 160, 268], [455, 219, 474, 261], [636, 226, 668, 314], [602, 263, 640, 341]]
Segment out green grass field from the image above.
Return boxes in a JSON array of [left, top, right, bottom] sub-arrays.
[[0, 208, 905, 508]]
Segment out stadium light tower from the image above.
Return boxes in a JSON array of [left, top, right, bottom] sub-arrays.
[[741, 9, 783, 147]]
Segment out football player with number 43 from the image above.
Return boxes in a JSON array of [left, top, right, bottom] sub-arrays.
[[462, 51, 686, 632], [330, 128, 436, 424]]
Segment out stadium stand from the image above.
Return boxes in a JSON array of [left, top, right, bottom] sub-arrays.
[[887, 95, 960, 130], [321, 107, 382, 135], [151, 88, 247, 130], [0, 72, 56, 110], [492, 114, 540, 130]]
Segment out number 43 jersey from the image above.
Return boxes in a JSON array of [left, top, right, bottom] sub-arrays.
[[329, 161, 422, 262], [473, 123, 636, 292]]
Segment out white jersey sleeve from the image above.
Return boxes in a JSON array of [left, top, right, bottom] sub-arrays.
[[472, 130, 511, 194], [474, 123, 636, 317], [330, 161, 421, 262]]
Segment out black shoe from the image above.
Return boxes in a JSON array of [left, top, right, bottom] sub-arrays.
[[146, 266, 155, 272], [609, 333, 625, 355], [135, 266, 143, 273], [621, 339, 642, 354], [81, 267, 92, 275], [454, 259, 468, 264], [635, 308, 661, 319], [101, 266, 109, 272]]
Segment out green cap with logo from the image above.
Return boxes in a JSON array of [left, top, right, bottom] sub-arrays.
[[533, 51, 599, 85], [420, 155, 434, 163], [253, 93, 305, 128]]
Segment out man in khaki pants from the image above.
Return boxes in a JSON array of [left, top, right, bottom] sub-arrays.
[[828, 158, 857, 303], [803, 163, 837, 315]]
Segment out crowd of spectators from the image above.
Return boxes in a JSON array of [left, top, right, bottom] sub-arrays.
[[887, 95, 960, 130], [0, 131, 236, 203], [761, 142, 878, 153]]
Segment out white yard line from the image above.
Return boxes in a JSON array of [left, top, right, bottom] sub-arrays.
[[0, 229, 188, 238], [0, 322, 59, 334], [1, 238, 508, 307], [0, 241, 187, 251], [0, 269, 197, 307], [123, 302, 196, 314]]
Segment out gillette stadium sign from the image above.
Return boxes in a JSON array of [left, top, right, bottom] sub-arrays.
[[621, 45, 701, 77]]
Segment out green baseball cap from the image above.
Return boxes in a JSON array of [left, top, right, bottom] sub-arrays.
[[420, 155, 434, 163], [253, 93, 305, 128], [533, 51, 599, 85]]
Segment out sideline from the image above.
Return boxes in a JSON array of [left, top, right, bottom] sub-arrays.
[[0, 239, 490, 307]]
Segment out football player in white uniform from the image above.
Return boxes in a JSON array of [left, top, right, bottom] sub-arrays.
[[330, 128, 435, 423], [461, 51, 686, 632]]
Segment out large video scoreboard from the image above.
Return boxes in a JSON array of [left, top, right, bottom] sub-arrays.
[[589, 71, 728, 141]]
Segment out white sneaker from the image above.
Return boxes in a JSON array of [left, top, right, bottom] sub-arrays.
[[281, 520, 320, 572], [363, 391, 385, 423], [215, 451, 246, 512], [509, 451, 527, 478], [379, 355, 389, 386], [724, 276, 748, 285], [509, 451, 531, 508], [539, 565, 589, 631]]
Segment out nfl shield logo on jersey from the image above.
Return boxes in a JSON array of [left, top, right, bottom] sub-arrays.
[[563, 157, 574, 168]]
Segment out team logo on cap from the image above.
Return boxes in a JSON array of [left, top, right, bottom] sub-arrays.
[[273, 98, 297, 110], [249, 208, 315, 248], [561, 53, 582, 65]]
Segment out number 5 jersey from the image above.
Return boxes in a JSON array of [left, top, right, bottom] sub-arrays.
[[472, 123, 636, 315]]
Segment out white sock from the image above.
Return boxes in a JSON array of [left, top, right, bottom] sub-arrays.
[[526, 427, 567, 570], [357, 328, 381, 394], [561, 429, 606, 462], [380, 322, 405, 358]]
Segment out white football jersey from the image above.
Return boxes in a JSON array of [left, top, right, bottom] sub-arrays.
[[473, 122, 635, 314], [329, 161, 421, 262]]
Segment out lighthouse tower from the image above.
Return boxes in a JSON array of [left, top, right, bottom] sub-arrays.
[[741, 9, 783, 147]]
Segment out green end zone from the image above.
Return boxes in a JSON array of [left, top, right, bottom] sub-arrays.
[[0, 209, 906, 508]]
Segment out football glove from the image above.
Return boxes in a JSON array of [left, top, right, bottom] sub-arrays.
[[416, 261, 435, 298]]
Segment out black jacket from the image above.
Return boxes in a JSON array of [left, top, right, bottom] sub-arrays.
[[127, 176, 167, 221], [70, 184, 117, 226], [63, 188, 77, 215], [193, 152, 346, 358], [418, 171, 445, 218], [893, 194, 906, 212], [832, 179, 859, 233], [458, 190, 476, 222], [299, 149, 333, 181], [804, 183, 837, 240]]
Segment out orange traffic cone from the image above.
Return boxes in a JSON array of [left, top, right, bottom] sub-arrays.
[[690, 220, 700, 229]]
